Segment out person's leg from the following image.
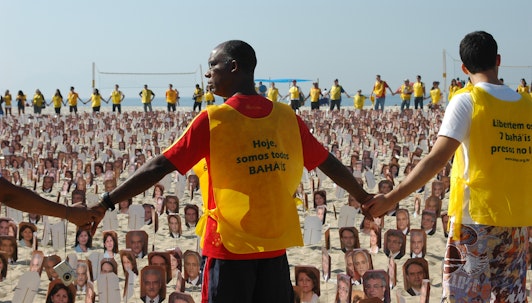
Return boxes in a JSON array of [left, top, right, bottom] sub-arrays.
[[442, 224, 527, 302], [143, 103, 148, 112], [329, 100, 335, 111], [252, 254, 293, 303]]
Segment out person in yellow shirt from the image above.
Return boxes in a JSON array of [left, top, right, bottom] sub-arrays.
[[365, 30, 532, 303], [353, 89, 366, 110], [3, 90, 12, 116], [448, 79, 460, 102], [397, 79, 413, 112], [67, 86, 83, 114], [50, 89, 65, 115], [305, 82, 323, 110], [84, 88, 107, 113], [204, 85, 215, 106], [412, 75, 426, 110], [426, 81, 442, 110], [266, 82, 281, 102], [371, 75, 394, 111], [32, 89, 46, 114], [192, 84, 204, 112], [166, 84, 179, 112], [16, 90, 27, 115], [109, 84, 125, 114], [139, 84, 155, 112], [326, 79, 350, 111], [284, 79, 304, 111], [516, 78, 530, 95]]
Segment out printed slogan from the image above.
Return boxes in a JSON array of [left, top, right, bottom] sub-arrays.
[[491, 119, 532, 162], [235, 139, 289, 175]]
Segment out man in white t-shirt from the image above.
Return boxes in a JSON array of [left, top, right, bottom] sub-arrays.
[[365, 31, 532, 302]]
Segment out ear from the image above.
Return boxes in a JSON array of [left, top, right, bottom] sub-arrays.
[[461, 63, 469, 75], [229, 59, 238, 73], [495, 54, 501, 67]]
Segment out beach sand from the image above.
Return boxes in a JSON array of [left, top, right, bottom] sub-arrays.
[[0, 105, 531, 303]]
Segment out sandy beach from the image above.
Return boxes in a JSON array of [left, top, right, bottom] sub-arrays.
[[0, 104, 531, 303]]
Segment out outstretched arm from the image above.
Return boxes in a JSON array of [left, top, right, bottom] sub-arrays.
[[364, 136, 460, 217], [0, 177, 98, 230], [318, 153, 372, 204]]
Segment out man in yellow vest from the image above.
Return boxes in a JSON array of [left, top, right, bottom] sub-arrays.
[[364, 31, 532, 302], [370, 75, 394, 111], [166, 83, 179, 112], [110, 84, 125, 114], [326, 78, 350, 111], [139, 84, 155, 112], [413, 75, 426, 110], [90, 40, 372, 303]]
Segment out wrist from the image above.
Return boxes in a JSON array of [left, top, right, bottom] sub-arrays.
[[100, 192, 115, 211]]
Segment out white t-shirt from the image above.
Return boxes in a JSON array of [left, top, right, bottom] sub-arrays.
[[438, 82, 521, 223]]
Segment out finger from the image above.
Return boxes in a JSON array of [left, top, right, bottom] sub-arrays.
[[90, 213, 102, 236]]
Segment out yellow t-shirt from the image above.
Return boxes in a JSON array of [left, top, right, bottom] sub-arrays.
[[430, 88, 441, 104], [353, 94, 366, 109], [413, 82, 424, 97], [4, 94, 12, 106], [90, 94, 102, 107], [68, 92, 78, 106], [289, 86, 300, 100], [141, 89, 154, 103], [33, 94, 44, 107], [329, 85, 343, 100]]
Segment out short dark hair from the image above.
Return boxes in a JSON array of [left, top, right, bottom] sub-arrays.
[[218, 40, 257, 73], [459, 31, 498, 74]]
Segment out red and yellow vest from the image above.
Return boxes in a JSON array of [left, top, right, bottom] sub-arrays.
[[196, 102, 304, 253], [373, 81, 385, 97], [448, 86, 532, 238]]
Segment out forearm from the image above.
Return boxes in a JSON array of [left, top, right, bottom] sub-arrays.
[[108, 155, 175, 205], [386, 136, 459, 204], [318, 153, 370, 203], [0, 177, 68, 218]]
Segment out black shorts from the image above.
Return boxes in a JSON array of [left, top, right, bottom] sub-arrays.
[[203, 254, 293, 303]]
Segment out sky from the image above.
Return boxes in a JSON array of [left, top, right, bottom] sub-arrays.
[[1, 0, 532, 100]]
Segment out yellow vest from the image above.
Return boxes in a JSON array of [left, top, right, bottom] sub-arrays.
[[204, 91, 214, 103], [111, 90, 122, 104], [373, 81, 385, 97], [33, 94, 44, 107], [52, 95, 62, 108], [413, 82, 424, 97], [203, 102, 304, 253], [353, 94, 365, 109], [68, 92, 78, 106], [430, 88, 441, 104], [309, 88, 321, 102], [449, 87, 532, 239], [166, 89, 177, 104], [141, 89, 153, 103], [400, 84, 413, 100], [517, 84, 530, 95], [4, 94, 11, 106], [91, 94, 102, 107], [448, 85, 459, 101], [289, 86, 300, 100], [267, 88, 279, 102], [330, 85, 342, 100]]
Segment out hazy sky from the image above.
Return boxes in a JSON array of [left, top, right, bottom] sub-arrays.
[[2, 0, 532, 99]]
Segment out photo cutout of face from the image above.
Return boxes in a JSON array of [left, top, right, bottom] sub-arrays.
[[43, 254, 62, 281], [125, 230, 148, 259], [148, 252, 172, 284], [100, 258, 118, 275], [321, 247, 331, 282], [165, 195, 180, 215], [395, 209, 410, 235], [403, 258, 429, 297], [0, 235, 17, 263], [424, 196, 442, 217], [383, 229, 405, 260], [316, 205, 327, 225], [140, 266, 166, 303], [167, 214, 182, 239], [183, 250, 201, 286], [168, 291, 195, 303], [46, 280, 76, 303], [431, 180, 445, 199], [339, 227, 360, 253], [102, 230, 119, 258], [29, 250, 45, 275], [441, 213, 450, 238], [294, 266, 320, 303], [409, 229, 427, 258], [184, 204, 199, 229], [335, 273, 352, 303], [421, 210, 437, 236], [0, 252, 8, 282], [363, 270, 390, 303], [352, 249, 373, 283], [368, 224, 382, 254], [119, 249, 139, 277]]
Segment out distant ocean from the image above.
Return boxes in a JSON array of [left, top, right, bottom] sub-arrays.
[[117, 95, 410, 108]]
